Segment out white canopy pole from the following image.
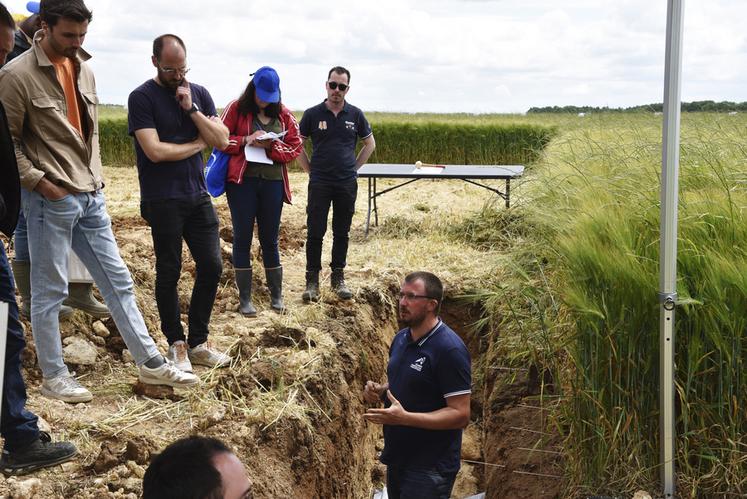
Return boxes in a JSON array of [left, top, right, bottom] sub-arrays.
[[659, 0, 684, 496]]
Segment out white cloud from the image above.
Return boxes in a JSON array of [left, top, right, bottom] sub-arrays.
[[3, 0, 746, 112]]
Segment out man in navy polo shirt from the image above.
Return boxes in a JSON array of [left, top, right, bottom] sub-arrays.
[[128, 34, 231, 374], [297, 66, 376, 302], [363, 272, 471, 499]]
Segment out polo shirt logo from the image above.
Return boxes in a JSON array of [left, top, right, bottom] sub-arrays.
[[318, 121, 327, 130], [345, 120, 355, 130], [410, 357, 426, 372]]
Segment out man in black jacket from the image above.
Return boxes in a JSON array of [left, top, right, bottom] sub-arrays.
[[7, 1, 40, 62], [0, 2, 76, 474]]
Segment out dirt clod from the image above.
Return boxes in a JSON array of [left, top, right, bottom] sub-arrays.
[[124, 438, 154, 465], [92, 440, 121, 474], [132, 382, 179, 401]]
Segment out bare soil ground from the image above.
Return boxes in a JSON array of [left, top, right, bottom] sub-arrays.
[[0, 167, 564, 498]]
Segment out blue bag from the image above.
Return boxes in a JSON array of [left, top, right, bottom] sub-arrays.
[[204, 148, 229, 197]]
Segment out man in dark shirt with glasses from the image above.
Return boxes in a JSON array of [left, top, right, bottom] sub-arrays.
[[298, 66, 376, 302], [128, 34, 231, 374], [363, 271, 471, 499]]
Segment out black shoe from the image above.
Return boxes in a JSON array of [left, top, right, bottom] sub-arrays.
[[302, 271, 320, 303], [0, 431, 77, 475], [331, 268, 352, 300]]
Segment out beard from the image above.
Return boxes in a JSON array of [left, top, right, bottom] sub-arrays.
[[399, 307, 426, 328], [48, 36, 78, 60], [158, 70, 183, 91]]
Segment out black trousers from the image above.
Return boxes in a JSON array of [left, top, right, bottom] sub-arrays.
[[141, 194, 222, 348], [305, 179, 357, 272]]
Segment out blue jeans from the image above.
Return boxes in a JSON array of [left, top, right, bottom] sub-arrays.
[[226, 177, 284, 269], [22, 189, 161, 378], [12, 211, 29, 262], [386, 466, 457, 499], [305, 179, 357, 272], [0, 243, 40, 451], [14, 210, 93, 282], [140, 194, 222, 348]]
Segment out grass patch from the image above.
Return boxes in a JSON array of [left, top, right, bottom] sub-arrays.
[[448, 200, 534, 251]]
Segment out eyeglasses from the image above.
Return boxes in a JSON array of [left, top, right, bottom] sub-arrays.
[[327, 81, 349, 91], [159, 65, 190, 76], [398, 292, 435, 301]]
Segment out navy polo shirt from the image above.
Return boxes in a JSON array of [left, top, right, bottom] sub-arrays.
[[380, 320, 471, 474], [298, 100, 372, 183], [127, 80, 217, 201]]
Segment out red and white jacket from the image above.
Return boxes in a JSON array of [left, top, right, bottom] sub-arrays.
[[220, 100, 303, 204]]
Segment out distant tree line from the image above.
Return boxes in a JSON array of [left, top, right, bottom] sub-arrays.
[[527, 100, 747, 114]]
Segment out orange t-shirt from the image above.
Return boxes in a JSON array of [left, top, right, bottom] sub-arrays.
[[51, 57, 83, 137]]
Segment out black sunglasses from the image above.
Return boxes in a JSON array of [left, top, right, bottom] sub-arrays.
[[327, 81, 349, 91]]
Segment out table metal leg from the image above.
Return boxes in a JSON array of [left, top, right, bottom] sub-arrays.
[[365, 178, 373, 236], [506, 179, 511, 208], [373, 178, 379, 226]]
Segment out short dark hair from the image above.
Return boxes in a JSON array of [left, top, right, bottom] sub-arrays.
[[142, 436, 231, 499], [153, 34, 186, 60], [0, 2, 15, 31], [328, 66, 350, 83], [404, 271, 444, 306], [237, 79, 281, 120], [39, 0, 92, 28]]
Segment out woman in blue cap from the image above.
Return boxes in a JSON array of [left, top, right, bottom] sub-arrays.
[[220, 67, 302, 315]]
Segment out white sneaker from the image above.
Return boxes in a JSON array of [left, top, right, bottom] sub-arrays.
[[188, 341, 231, 368], [40, 374, 93, 403], [138, 361, 199, 388], [167, 341, 193, 373]]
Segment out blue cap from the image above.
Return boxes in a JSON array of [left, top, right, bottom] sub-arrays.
[[26, 1, 40, 14], [253, 66, 280, 104]]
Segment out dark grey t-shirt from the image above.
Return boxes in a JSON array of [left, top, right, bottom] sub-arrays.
[[128, 80, 217, 201]]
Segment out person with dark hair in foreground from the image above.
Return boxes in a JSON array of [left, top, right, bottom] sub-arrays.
[[219, 66, 302, 316], [363, 272, 471, 499], [142, 436, 252, 499], [0, 1, 77, 474], [297, 66, 376, 302]]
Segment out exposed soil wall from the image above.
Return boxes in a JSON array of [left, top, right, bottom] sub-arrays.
[[439, 297, 566, 498]]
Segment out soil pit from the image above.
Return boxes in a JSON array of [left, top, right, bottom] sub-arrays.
[[0, 168, 567, 498]]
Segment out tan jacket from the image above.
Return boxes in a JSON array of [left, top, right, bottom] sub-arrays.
[[0, 32, 103, 193]]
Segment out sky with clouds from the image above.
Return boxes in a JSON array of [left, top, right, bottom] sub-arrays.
[[4, 0, 746, 113]]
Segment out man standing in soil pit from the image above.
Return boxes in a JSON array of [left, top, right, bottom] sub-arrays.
[[363, 271, 471, 499]]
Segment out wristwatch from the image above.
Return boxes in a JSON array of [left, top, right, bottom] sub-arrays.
[[186, 102, 199, 115]]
